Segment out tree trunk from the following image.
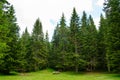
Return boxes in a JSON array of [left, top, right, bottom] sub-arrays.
[[75, 38, 78, 73], [107, 59, 111, 72], [75, 64, 78, 73], [106, 52, 111, 72]]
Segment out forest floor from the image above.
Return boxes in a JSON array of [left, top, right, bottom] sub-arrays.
[[0, 69, 120, 80]]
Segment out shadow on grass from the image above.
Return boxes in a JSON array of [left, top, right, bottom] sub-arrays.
[[0, 71, 19, 76], [110, 74, 120, 78], [63, 71, 86, 76]]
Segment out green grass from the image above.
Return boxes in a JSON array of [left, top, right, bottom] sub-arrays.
[[0, 69, 120, 80]]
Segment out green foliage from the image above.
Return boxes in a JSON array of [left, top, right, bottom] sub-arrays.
[[87, 15, 98, 71], [50, 14, 70, 70], [97, 14, 107, 70], [0, 0, 9, 66], [79, 12, 98, 71], [18, 28, 31, 72], [104, 0, 120, 72], [0, 1, 20, 74], [69, 8, 80, 72], [45, 31, 50, 67], [29, 18, 48, 71]]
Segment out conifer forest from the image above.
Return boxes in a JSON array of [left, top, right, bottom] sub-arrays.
[[0, 0, 120, 74]]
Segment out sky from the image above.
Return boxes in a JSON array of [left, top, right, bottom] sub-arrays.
[[7, 0, 104, 40]]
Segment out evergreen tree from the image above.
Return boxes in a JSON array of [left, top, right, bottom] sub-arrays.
[[19, 27, 31, 72], [0, 0, 20, 74], [80, 11, 88, 58], [5, 5, 20, 74], [50, 14, 70, 70], [69, 8, 80, 72], [56, 14, 70, 70], [80, 12, 98, 71], [30, 18, 47, 71], [45, 31, 50, 67], [97, 14, 107, 70], [0, 0, 20, 73], [80, 11, 89, 71], [0, 0, 10, 73], [87, 15, 98, 71], [50, 24, 59, 69], [104, 0, 120, 72]]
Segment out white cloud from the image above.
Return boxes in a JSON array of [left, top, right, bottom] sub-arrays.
[[96, 0, 104, 7], [8, 0, 93, 40]]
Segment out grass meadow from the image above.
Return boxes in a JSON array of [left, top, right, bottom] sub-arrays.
[[0, 69, 120, 80]]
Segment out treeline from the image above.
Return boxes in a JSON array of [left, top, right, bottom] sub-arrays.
[[0, 0, 120, 74]]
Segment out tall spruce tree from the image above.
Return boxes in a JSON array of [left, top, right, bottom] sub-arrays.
[[45, 31, 50, 67], [50, 14, 70, 70], [70, 8, 80, 72], [80, 11, 88, 58], [87, 15, 98, 71], [19, 27, 31, 72], [0, 0, 10, 73], [80, 11, 89, 71], [56, 14, 69, 70], [80, 12, 98, 71], [104, 0, 120, 72], [50, 24, 60, 69], [30, 18, 47, 71], [0, 1, 20, 74], [97, 14, 107, 70]]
